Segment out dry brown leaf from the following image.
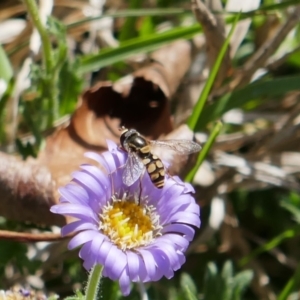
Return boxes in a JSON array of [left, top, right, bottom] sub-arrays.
[[1, 41, 193, 230], [0, 153, 64, 226]]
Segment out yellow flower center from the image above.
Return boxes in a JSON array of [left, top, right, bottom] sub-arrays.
[[99, 195, 161, 250]]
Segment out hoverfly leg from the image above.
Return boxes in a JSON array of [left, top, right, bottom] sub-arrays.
[[106, 162, 126, 199], [137, 177, 143, 205]]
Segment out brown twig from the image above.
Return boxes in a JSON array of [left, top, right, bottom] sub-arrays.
[[191, 0, 231, 88], [0, 229, 73, 242], [230, 5, 300, 89]]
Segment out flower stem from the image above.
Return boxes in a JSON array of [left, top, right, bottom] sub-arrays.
[[138, 282, 149, 300], [23, 0, 53, 73], [85, 264, 103, 300], [23, 0, 58, 126]]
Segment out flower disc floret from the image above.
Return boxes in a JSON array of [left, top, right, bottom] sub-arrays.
[[99, 195, 161, 250], [50, 140, 200, 296]]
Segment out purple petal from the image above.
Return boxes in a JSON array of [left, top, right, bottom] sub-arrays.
[[104, 245, 127, 280], [72, 170, 104, 200], [158, 196, 194, 217], [126, 251, 140, 281], [102, 267, 108, 277], [167, 211, 200, 227], [50, 204, 98, 223], [84, 152, 107, 167], [159, 234, 189, 252], [161, 184, 184, 202], [183, 182, 195, 193], [137, 249, 157, 281], [79, 242, 95, 270], [79, 241, 91, 259], [139, 249, 165, 281], [162, 224, 195, 241], [80, 164, 110, 190], [112, 148, 127, 167], [141, 175, 164, 203], [59, 185, 88, 205], [159, 205, 189, 222], [183, 202, 200, 214], [177, 251, 186, 266], [84, 234, 106, 270], [119, 267, 131, 296], [97, 240, 113, 265], [106, 140, 118, 151], [106, 141, 127, 165], [150, 248, 174, 279], [68, 230, 99, 250], [137, 255, 150, 282], [101, 152, 117, 173], [83, 260, 95, 271], [61, 220, 97, 236], [109, 171, 124, 193], [150, 242, 180, 271]]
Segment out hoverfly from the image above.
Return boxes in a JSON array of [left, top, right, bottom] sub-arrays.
[[120, 127, 201, 189]]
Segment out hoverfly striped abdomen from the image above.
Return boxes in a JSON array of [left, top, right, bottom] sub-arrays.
[[119, 127, 201, 189], [120, 128, 165, 188], [142, 153, 165, 189]]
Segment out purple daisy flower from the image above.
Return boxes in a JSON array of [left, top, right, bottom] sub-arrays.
[[50, 141, 200, 296]]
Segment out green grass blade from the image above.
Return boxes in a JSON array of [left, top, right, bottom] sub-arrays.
[[119, 0, 142, 41], [0, 77, 14, 115], [195, 75, 300, 129], [187, 13, 240, 131], [185, 121, 223, 183], [0, 44, 13, 82], [240, 225, 300, 266], [67, 0, 299, 30], [78, 24, 201, 74], [278, 264, 300, 300], [67, 8, 188, 28]]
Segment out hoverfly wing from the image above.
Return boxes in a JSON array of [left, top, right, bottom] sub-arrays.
[[122, 151, 145, 186], [150, 140, 201, 155]]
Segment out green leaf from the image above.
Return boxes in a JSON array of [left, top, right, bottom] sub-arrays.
[[232, 270, 253, 300], [281, 201, 300, 224], [0, 44, 13, 82], [187, 13, 240, 131], [202, 261, 253, 300], [0, 77, 14, 115], [195, 75, 300, 129], [221, 261, 234, 300], [58, 60, 83, 115], [182, 285, 198, 300], [278, 264, 300, 300], [47, 295, 59, 300], [180, 273, 198, 300], [221, 260, 233, 280], [78, 24, 201, 74], [203, 262, 223, 300]]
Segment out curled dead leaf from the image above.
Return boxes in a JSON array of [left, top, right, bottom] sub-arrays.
[[1, 40, 193, 229]]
